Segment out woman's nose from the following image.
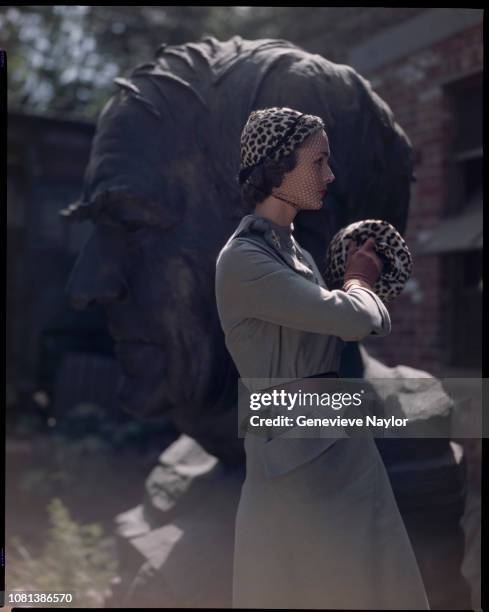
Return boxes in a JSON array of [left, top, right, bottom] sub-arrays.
[[65, 229, 128, 310], [324, 166, 335, 185]]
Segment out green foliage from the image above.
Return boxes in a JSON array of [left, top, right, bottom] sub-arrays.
[[0, 6, 257, 121], [7, 498, 118, 607]]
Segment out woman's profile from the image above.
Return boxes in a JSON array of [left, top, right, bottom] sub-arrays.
[[215, 107, 430, 610]]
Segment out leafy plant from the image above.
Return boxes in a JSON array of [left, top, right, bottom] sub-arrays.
[[7, 498, 118, 607]]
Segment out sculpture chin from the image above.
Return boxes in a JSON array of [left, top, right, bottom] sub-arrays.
[[114, 341, 173, 419], [116, 370, 175, 420]]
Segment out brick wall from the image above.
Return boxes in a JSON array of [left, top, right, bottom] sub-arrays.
[[361, 22, 483, 376]]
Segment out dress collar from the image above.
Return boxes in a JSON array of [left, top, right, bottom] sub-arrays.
[[232, 214, 293, 240], [249, 213, 294, 236], [230, 214, 316, 282]]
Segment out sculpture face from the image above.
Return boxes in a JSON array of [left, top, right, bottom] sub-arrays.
[[66, 189, 243, 463]]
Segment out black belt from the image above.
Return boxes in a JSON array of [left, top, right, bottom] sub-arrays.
[[262, 371, 339, 393], [305, 371, 339, 379]]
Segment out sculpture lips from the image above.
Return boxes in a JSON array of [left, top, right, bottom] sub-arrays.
[[114, 341, 166, 378], [116, 373, 168, 417]]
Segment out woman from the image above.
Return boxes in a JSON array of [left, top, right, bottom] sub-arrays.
[[215, 107, 429, 610]]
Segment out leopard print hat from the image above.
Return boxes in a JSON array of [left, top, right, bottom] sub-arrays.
[[237, 107, 325, 185]]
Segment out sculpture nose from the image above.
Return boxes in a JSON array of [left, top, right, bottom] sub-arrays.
[[65, 230, 129, 310], [67, 263, 128, 310], [68, 274, 128, 310]]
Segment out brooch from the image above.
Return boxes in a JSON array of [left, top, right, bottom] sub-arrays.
[[270, 230, 281, 250]]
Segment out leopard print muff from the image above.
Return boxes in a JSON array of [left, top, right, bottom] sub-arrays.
[[324, 219, 412, 303]]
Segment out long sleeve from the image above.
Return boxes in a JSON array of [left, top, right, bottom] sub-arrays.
[[215, 241, 391, 341]]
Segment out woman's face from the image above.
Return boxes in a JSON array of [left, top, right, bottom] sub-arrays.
[[272, 129, 335, 210]]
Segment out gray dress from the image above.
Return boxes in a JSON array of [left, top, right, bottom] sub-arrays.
[[215, 213, 430, 610]]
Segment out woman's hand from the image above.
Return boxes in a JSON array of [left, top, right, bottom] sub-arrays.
[[342, 237, 384, 291]]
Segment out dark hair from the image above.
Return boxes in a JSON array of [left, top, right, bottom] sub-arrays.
[[239, 150, 298, 212]]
